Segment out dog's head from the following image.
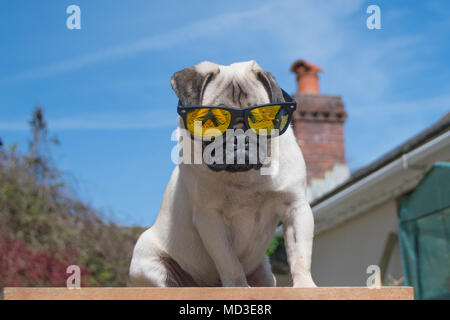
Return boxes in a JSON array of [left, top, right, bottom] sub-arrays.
[[171, 61, 291, 173]]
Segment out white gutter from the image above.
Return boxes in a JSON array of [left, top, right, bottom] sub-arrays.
[[312, 130, 450, 234], [274, 129, 450, 237]]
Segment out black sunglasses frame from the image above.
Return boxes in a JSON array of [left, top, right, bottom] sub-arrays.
[[177, 90, 297, 140]]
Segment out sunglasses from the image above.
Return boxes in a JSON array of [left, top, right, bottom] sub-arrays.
[[177, 90, 297, 140]]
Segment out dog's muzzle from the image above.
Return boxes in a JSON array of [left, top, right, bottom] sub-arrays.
[[204, 135, 266, 172]]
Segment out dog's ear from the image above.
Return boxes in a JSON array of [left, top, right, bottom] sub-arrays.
[[255, 70, 285, 103], [281, 88, 294, 103], [249, 61, 284, 103], [170, 61, 220, 106]]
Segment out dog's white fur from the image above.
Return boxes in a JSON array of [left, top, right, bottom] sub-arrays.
[[129, 61, 316, 287]]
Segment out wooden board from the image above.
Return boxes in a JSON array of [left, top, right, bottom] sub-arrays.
[[1, 287, 414, 300]]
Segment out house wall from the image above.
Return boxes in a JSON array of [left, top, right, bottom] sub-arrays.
[[310, 199, 404, 286]]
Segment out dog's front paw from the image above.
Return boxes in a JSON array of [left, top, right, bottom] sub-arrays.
[[293, 281, 316, 288], [293, 274, 316, 288]]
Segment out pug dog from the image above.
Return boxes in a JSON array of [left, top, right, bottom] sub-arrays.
[[129, 61, 316, 287]]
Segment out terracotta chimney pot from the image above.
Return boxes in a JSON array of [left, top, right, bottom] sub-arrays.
[[290, 60, 323, 94]]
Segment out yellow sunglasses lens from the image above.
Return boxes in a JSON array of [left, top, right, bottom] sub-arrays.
[[248, 105, 289, 135], [186, 108, 232, 139]]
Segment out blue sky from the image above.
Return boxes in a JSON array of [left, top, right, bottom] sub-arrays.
[[1, 0, 449, 227]]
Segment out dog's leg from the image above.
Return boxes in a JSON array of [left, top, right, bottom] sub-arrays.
[[193, 211, 248, 287], [247, 255, 276, 287], [129, 229, 198, 287], [281, 200, 316, 288], [130, 252, 202, 287], [129, 254, 171, 287]]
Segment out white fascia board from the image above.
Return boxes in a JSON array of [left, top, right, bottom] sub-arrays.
[[312, 130, 450, 235]]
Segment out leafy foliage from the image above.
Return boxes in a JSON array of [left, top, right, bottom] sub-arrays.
[[0, 236, 92, 287], [266, 235, 284, 257], [0, 107, 144, 287]]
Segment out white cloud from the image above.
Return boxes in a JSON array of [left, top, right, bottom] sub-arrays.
[[2, 0, 413, 108], [352, 93, 450, 119], [0, 110, 176, 131], [2, 0, 367, 83], [2, 4, 273, 83]]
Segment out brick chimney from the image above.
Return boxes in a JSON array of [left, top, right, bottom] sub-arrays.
[[290, 60, 349, 201]]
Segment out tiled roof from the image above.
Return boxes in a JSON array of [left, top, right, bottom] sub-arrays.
[[311, 112, 450, 207]]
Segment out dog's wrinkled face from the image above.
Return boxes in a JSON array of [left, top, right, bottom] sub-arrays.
[[171, 61, 285, 172]]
